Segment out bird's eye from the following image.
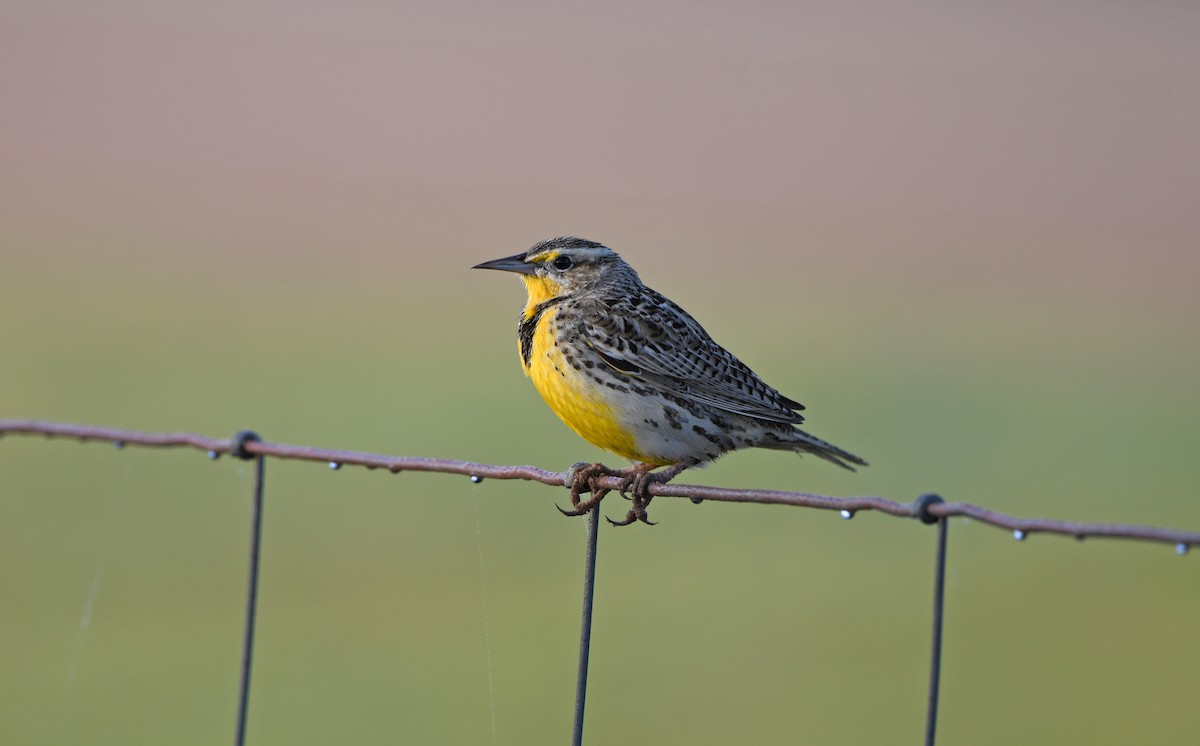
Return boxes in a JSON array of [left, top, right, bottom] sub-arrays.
[[551, 255, 574, 271]]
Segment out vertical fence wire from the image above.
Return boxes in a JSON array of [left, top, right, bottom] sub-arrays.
[[925, 513, 949, 745], [572, 508, 601, 746], [235, 451, 266, 746]]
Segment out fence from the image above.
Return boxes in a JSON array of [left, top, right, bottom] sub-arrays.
[[2, 418, 1197, 745]]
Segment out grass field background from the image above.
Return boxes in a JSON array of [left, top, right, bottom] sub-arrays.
[[3, 2, 1198, 744]]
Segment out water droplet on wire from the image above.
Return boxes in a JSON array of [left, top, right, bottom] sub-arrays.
[[207, 450, 220, 460], [1176, 543, 1189, 557], [470, 475, 483, 483], [1013, 530, 1026, 541], [840, 509, 855, 520], [329, 462, 341, 471]]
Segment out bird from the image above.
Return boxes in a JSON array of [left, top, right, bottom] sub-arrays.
[[473, 236, 866, 525]]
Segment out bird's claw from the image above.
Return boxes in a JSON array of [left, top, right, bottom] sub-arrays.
[[606, 499, 657, 526], [605, 466, 666, 527], [561, 461, 685, 526], [562, 462, 615, 516]]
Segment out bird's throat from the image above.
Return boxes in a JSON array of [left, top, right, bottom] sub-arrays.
[[520, 275, 566, 319]]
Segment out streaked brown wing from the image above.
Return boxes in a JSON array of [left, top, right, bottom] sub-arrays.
[[581, 289, 806, 424]]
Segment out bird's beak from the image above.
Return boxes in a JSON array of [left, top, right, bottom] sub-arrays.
[[472, 253, 538, 275]]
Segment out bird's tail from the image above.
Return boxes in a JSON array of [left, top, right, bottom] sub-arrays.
[[760, 428, 868, 472]]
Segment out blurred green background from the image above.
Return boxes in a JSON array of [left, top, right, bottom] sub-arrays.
[[2, 2, 1198, 744]]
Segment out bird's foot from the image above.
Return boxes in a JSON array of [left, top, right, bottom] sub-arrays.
[[606, 463, 689, 527], [557, 462, 617, 516]]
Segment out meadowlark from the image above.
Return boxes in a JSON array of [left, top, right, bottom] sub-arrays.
[[474, 237, 867, 525]]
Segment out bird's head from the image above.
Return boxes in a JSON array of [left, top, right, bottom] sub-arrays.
[[473, 237, 638, 306]]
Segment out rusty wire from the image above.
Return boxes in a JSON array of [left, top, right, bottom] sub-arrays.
[[3, 417, 1197, 745], [2, 419, 1197, 549]]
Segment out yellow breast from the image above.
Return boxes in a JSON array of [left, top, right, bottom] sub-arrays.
[[523, 306, 644, 461]]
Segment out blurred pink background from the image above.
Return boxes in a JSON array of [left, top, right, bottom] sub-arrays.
[[3, 1, 1197, 307]]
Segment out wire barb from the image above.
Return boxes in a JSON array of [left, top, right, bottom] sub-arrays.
[[229, 430, 262, 461], [913, 493, 945, 525]]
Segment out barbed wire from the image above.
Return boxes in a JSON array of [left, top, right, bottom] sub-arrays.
[[2, 419, 1196, 550], [4, 417, 1196, 746]]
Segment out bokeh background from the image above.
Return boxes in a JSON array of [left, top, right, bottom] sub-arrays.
[[3, 1, 1198, 743]]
